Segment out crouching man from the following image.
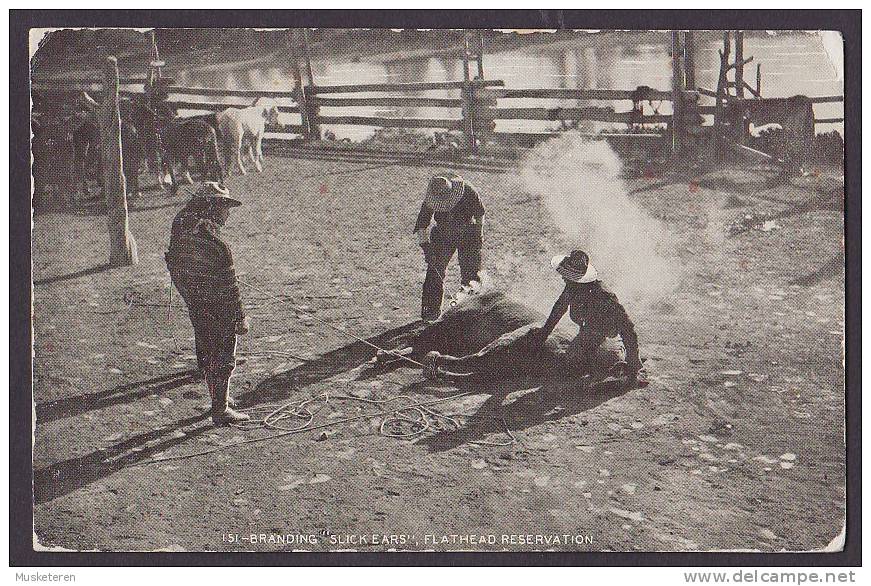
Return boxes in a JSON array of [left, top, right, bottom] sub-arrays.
[[165, 181, 251, 425], [533, 250, 648, 387], [414, 173, 485, 322], [423, 250, 648, 388]]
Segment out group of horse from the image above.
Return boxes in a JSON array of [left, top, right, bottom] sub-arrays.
[[31, 92, 280, 206]]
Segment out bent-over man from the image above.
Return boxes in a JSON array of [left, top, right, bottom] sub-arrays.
[[414, 173, 485, 322]]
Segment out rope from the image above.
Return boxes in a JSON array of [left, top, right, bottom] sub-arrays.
[[127, 280, 516, 467], [238, 277, 426, 369], [133, 389, 516, 466]]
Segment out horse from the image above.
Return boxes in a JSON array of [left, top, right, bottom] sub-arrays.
[[216, 97, 280, 175], [138, 105, 226, 195], [69, 115, 145, 200], [70, 93, 148, 200]]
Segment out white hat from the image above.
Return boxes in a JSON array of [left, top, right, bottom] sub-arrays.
[[550, 251, 599, 283]]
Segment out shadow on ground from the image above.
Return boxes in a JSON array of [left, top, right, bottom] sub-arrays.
[[33, 263, 112, 286], [32, 323, 427, 505], [36, 370, 201, 424], [240, 320, 427, 406], [405, 368, 631, 452]]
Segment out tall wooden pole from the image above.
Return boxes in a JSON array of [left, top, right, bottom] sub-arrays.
[[460, 30, 476, 153], [300, 29, 321, 139], [99, 56, 138, 267], [476, 30, 485, 79], [287, 30, 313, 140], [670, 31, 685, 153], [734, 30, 745, 98], [683, 30, 696, 90], [756, 62, 762, 97]]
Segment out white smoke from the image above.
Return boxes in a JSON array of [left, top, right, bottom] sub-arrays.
[[517, 134, 681, 307]]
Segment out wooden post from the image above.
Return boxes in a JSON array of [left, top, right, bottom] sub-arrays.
[[461, 31, 471, 83], [734, 30, 745, 98], [460, 31, 477, 152], [476, 30, 485, 79], [301, 29, 321, 139], [756, 62, 762, 97], [670, 30, 685, 153], [287, 30, 313, 140], [149, 30, 163, 82], [683, 30, 696, 90], [734, 31, 751, 143], [99, 56, 138, 267], [713, 33, 731, 159]]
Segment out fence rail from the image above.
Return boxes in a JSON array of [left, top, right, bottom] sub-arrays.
[[313, 96, 465, 108], [310, 79, 504, 94], [495, 88, 672, 101], [32, 73, 845, 148]]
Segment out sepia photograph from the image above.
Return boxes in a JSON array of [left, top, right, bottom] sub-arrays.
[[11, 11, 858, 564]]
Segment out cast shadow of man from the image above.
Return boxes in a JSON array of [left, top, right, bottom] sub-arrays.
[[33, 321, 428, 505], [237, 320, 428, 407], [404, 364, 632, 453]]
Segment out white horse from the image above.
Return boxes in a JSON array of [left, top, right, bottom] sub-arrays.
[[216, 97, 280, 175]]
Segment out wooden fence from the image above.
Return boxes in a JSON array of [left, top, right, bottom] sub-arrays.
[[31, 76, 844, 151]]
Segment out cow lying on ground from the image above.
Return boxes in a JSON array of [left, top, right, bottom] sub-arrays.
[[374, 291, 633, 387]]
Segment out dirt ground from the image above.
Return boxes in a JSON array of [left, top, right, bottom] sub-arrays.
[[31, 149, 845, 552]]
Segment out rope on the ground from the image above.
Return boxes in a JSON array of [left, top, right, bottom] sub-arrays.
[[132, 390, 522, 466], [238, 278, 427, 369]]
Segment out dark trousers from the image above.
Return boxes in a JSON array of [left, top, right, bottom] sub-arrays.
[[184, 301, 237, 378], [422, 223, 482, 317]]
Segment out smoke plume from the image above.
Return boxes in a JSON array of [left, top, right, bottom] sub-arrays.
[[516, 134, 681, 308]]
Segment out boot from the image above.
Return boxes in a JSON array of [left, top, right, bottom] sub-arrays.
[[208, 373, 250, 426], [421, 306, 441, 323], [423, 351, 442, 380]]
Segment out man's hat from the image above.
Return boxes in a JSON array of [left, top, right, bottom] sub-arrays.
[[550, 250, 599, 283], [423, 174, 466, 212], [195, 181, 241, 207]]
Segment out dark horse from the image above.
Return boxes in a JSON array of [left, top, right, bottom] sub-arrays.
[[136, 102, 226, 194], [70, 113, 146, 200]]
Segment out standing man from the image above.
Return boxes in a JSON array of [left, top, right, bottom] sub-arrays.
[[414, 173, 485, 322], [165, 181, 251, 425]]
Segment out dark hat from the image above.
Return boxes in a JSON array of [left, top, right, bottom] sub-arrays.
[[195, 181, 241, 207], [550, 250, 599, 283], [424, 173, 465, 212]]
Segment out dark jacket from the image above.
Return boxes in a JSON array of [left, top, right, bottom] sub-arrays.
[[165, 204, 244, 321], [540, 280, 642, 371], [413, 182, 485, 235]]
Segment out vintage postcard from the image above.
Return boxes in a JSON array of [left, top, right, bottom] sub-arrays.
[[18, 16, 853, 560]]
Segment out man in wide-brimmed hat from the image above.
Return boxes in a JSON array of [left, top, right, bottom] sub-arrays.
[[536, 250, 648, 386], [413, 172, 485, 322], [165, 181, 251, 425]]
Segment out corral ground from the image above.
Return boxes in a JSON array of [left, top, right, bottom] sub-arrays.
[[31, 149, 845, 552]]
